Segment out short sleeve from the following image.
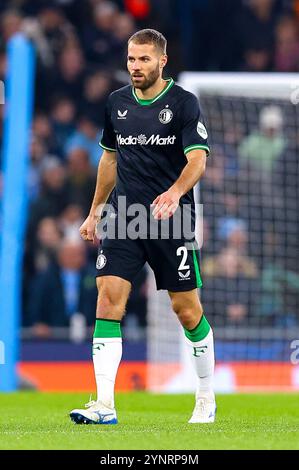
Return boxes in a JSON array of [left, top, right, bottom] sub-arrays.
[[99, 96, 116, 152], [181, 93, 210, 156]]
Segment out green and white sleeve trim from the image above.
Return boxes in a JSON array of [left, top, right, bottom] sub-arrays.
[[184, 144, 210, 156], [99, 141, 116, 152]]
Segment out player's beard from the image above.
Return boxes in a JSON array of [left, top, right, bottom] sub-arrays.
[[131, 63, 160, 90]]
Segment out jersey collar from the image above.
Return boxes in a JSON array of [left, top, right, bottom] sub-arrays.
[[132, 78, 174, 106]]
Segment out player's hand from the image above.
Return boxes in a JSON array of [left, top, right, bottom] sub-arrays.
[[79, 214, 98, 242], [151, 187, 182, 220]]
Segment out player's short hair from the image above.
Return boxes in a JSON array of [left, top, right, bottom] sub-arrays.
[[128, 29, 167, 55]]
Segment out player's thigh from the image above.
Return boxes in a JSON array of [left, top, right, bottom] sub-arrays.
[[95, 236, 146, 319], [96, 275, 132, 320], [144, 238, 202, 292], [96, 236, 146, 286]]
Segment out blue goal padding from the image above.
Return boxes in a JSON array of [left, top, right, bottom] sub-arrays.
[[0, 34, 35, 391]]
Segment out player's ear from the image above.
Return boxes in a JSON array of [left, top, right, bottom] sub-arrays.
[[160, 54, 168, 70]]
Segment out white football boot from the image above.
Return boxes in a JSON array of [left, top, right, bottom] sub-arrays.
[[188, 392, 216, 424], [70, 399, 118, 425]]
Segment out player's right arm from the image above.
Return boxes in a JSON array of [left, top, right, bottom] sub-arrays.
[[79, 149, 117, 242]]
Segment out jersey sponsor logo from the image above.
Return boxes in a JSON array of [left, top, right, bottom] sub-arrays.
[[116, 134, 176, 146], [159, 108, 173, 124], [117, 110, 128, 119], [197, 121, 208, 139], [96, 253, 107, 269]]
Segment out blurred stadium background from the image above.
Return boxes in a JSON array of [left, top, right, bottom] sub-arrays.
[[0, 0, 299, 394]]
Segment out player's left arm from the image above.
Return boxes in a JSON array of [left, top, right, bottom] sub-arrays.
[[152, 149, 206, 220]]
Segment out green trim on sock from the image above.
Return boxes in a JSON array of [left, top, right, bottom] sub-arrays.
[[93, 319, 122, 338], [96, 318, 121, 323], [184, 315, 211, 342]]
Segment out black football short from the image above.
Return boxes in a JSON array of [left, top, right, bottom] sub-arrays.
[[95, 235, 202, 292]]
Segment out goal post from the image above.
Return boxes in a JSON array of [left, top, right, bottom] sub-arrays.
[[146, 73, 299, 393]]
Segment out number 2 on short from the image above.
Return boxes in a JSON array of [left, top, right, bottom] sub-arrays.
[[176, 246, 190, 270]]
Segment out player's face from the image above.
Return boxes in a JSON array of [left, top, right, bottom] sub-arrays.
[[127, 42, 167, 90]]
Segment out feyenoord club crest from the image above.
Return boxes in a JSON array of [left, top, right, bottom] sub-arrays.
[[159, 108, 173, 124], [96, 252, 107, 269]]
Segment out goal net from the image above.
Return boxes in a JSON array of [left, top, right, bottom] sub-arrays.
[[147, 73, 299, 393]]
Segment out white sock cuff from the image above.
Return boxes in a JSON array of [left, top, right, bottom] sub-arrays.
[[93, 337, 122, 344], [184, 328, 213, 347]]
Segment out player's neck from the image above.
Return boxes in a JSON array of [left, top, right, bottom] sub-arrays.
[[135, 77, 168, 101]]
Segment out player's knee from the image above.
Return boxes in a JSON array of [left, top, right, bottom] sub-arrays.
[[171, 299, 203, 328], [177, 307, 198, 325]]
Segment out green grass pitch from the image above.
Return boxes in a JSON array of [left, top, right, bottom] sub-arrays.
[[0, 392, 298, 450]]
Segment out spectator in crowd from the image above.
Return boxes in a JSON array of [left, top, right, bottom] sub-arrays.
[[204, 221, 258, 278], [239, 105, 285, 175], [28, 156, 68, 237], [111, 11, 136, 65], [28, 135, 47, 201], [50, 97, 77, 158], [58, 203, 84, 241], [237, 106, 286, 265], [80, 71, 112, 127], [65, 115, 103, 168], [32, 112, 55, 154], [201, 147, 228, 253], [200, 217, 214, 258], [0, 9, 23, 46], [273, 144, 299, 273], [202, 249, 260, 326], [235, 0, 278, 71], [36, 43, 84, 109], [202, 221, 259, 325], [65, 147, 96, 214], [259, 232, 299, 326], [54, 46, 85, 98], [28, 238, 97, 336], [82, 1, 122, 66], [30, 216, 63, 274], [36, 4, 77, 58], [113, 11, 136, 44], [201, 146, 226, 194], [274, 15, 299, 72]]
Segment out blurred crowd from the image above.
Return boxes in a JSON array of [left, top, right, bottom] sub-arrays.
[[189, 0, 299, 72], [0, 0, 299, 337], [200, 101, 299, 327]]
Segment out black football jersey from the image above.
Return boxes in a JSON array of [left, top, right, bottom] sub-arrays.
[[100, 78, 210, 235]]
